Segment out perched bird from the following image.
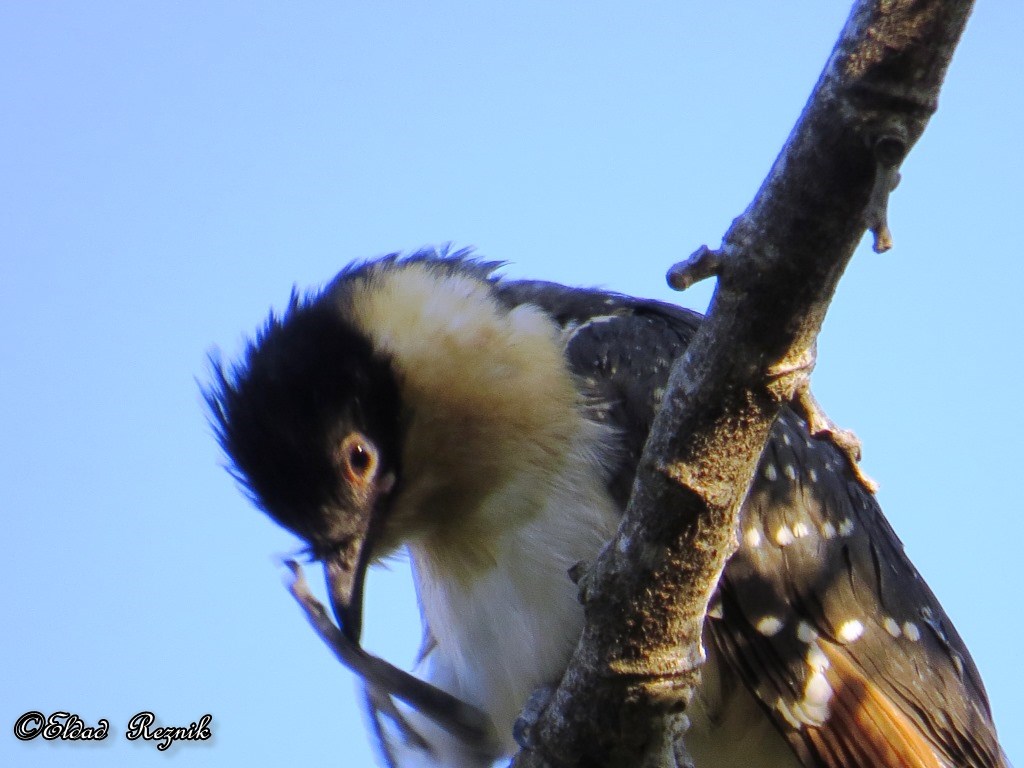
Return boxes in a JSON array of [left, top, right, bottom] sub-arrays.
[[207, 249, 1008, 768]]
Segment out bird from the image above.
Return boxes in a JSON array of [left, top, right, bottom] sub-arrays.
[[206, 248, 1008, 768]]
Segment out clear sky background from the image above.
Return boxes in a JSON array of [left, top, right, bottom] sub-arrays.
[[2, 2, 1020, 766]]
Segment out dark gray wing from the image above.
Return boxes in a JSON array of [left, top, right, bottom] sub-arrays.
[[498, 279, 1008, 768]]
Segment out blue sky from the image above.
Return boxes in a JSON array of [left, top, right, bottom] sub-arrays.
[[2, 2, 1020, 766]]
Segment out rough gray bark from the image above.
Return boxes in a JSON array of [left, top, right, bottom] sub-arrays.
[[510, 1, 975, 766]]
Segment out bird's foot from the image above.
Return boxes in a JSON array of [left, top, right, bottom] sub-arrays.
[[513, 684, 557, 751], [794, 385, 879, 494]]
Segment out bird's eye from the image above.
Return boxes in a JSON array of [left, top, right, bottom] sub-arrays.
[[349, 444, 370, 472], [338, 432, 377, 486]]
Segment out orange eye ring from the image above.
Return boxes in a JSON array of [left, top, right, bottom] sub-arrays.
[[339, 432, 377, 487]]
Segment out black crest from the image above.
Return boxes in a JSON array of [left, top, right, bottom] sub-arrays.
[[205, 292, 402, 542]]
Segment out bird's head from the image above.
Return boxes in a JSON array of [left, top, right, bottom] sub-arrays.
[[206, 292, 403, 644]]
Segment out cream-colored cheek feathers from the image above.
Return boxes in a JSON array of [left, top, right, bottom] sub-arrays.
[[346, 263, 607, 579], [345, 263, 623, 757]]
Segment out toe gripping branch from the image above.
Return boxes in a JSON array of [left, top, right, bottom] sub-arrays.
[[793, 383, 878, 494], [667, 240, 879, 496]]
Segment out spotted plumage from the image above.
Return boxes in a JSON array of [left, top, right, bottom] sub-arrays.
[[207, 249, 1008, 768], [500, 274, 1006, 768]]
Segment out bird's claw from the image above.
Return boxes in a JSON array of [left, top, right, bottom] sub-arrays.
[[794, 385, 879, 494], [513, 683, 557, 751]]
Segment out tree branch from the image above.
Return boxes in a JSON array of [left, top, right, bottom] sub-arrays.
[[511, 1, 974, 766]]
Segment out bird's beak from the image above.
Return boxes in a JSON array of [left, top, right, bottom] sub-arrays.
[[317, 505, 378, 651], [322, 471, 396, 645], [324, 531, 373, 645]]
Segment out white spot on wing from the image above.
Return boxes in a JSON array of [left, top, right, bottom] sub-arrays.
[[791, 521, 811, 539], [743, 527, 762, 548], [783, 464, 797, 481], [776, 669, 832, 728], [803, 672, 833, 706], [763, 463, 778, 482], [797, 621, 818, 643], [795, 670, 833, 726], [837, 619, 864, 643], [756, 616, 784, 636], [838, 518, 855, 536], [806, 643, 830, 672], [903, 621, 921, 642], [821, 521, 837, 539], [883, 617, 902, 637], [774, 525, 794, 546]]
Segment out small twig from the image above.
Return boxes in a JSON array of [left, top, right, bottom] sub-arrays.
[[284, 560, 498, 749], [865, 166, 900, 252], [864, 128, 907, 253], [666, 246, 723, 291]]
